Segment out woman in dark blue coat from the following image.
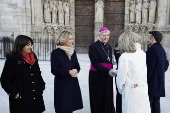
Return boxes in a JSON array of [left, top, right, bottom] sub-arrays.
[[51, 31, 83, 113], [0, 35, 45, 113]]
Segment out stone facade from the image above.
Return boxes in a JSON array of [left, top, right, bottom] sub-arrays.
[[125, 0, 170, 60], [0, 0, 31, 36], [0, 0, 170, 59]]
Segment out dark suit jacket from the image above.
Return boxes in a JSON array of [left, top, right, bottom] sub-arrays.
[[146, 43, 166, 97]]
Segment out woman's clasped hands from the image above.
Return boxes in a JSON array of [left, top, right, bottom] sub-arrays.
[[69, 69, 78, 77]]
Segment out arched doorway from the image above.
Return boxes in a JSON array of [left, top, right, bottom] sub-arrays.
[[75, 0, 125, 53]]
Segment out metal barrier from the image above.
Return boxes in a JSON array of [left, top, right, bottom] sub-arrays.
[[32, 38, 56, 61], [0, 37, 56, 61], [0, 36, 14, 59]]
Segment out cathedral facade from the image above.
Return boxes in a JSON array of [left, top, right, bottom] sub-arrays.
[[0, 0, 169, 59]]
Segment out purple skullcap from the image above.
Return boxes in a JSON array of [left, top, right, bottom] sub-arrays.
[[99, 27, 109, 32]]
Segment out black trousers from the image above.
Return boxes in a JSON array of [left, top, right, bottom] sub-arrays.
[[149, 97, 160, 113], [115, 76, 122, 113]]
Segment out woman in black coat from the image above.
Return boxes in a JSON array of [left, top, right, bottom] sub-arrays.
[[51, 31, 83, 113], [0, 35, 45, 113]]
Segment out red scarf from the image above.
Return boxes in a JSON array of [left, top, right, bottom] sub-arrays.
[[22, 51, 35, 65]]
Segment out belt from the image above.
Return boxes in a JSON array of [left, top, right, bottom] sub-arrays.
[[90, 63, 113, 71]]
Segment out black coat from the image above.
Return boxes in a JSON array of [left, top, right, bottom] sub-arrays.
[[88, 40, 115, 113], [51, 48, 83, 113], [114, 43, 121, 69], [146, 43, 166, 97], [0, 54, 45, 113]]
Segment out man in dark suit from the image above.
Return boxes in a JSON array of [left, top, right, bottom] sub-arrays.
[[146, 31, 166, 113]]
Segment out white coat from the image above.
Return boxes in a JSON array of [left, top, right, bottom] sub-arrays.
[[116, 43, 151, 113]]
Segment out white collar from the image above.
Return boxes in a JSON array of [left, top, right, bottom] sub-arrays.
[[134, 43, 141, 51]]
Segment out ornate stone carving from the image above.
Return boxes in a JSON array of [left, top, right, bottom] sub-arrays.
[[130, 0, 136, 23], [125, 0, 131, 25], [63, 1, 70, 25], [43, 0, 72, 26], [140, 25, 147, 32], [135, 0, 142, 24], [58, 1, 64, 25], [95, 0, 104, 22], [147, 24, 155, 31], [44, 0, 51, 23], [149, 0, 156, 23], [142, 0, 149, 24], [134, 24, 140, 32], [49, 0, 53, 12], [52, 1, 58, 24]]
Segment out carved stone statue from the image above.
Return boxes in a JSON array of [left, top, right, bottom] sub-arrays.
[[63, 1, 70, 25], [125, 0, 131, 24], [95, 0, 104, 22], [149, 0, 156, 23], [130, 0, 136, 23], [142, 0, 149, 24], [125, 0, 131, 7], [52, 1, 58, 24], [49, 0, 54, 12], [58, 1, 64, 24], [135, 0, 142, 24], [44, 0, 51, 23]]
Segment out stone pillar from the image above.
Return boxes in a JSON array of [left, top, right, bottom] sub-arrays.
[[124, 0, 131, 25], [31, 0, 35, 25], [166, 0, 170, 24], [156, 0, 170, 59], [157, 0, 167, 26], [31, 0, 43, 36], [94, 22, 103, 41], [94, 0, 104, 41], [70, 0, 75, 47]]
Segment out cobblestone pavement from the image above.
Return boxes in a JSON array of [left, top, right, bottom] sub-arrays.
[[0, 54, 169, 113]]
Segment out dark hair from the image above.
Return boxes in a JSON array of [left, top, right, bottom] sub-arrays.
[[7, 35, 33, 57], [149, 31, 163, 43]]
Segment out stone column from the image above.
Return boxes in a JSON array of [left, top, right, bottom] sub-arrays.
[[157, 0, 167, 26], [30, 0, 43, 37], [157, 0, 170, 59], [94, 0, 104, 41], [70, 0, 75, 47], [124, 0, 131, 25], [33, 0, 43, 27], [166, 0, 170, 24], [31, 0, 35, 25]]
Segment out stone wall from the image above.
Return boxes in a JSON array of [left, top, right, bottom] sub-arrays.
[[0, 0, 31, 37], [125, 0, 170, 59], [0, 0, 170, 58]]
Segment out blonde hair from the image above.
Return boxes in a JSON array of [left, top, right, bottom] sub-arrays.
[[117, 31, 141, 54], [56, 31, 72, 46]]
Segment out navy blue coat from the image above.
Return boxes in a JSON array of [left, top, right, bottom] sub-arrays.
[[51, 48, 83, 113], [146, 43, 166, 97]]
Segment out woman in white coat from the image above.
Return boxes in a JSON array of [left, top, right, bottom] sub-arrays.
[[116, 31, 151, 113]]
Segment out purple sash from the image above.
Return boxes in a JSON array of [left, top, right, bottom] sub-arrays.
[[90, 63, 113, 71]]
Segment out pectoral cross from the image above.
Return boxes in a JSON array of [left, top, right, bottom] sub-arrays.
[[107, 57, 111, 61]]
